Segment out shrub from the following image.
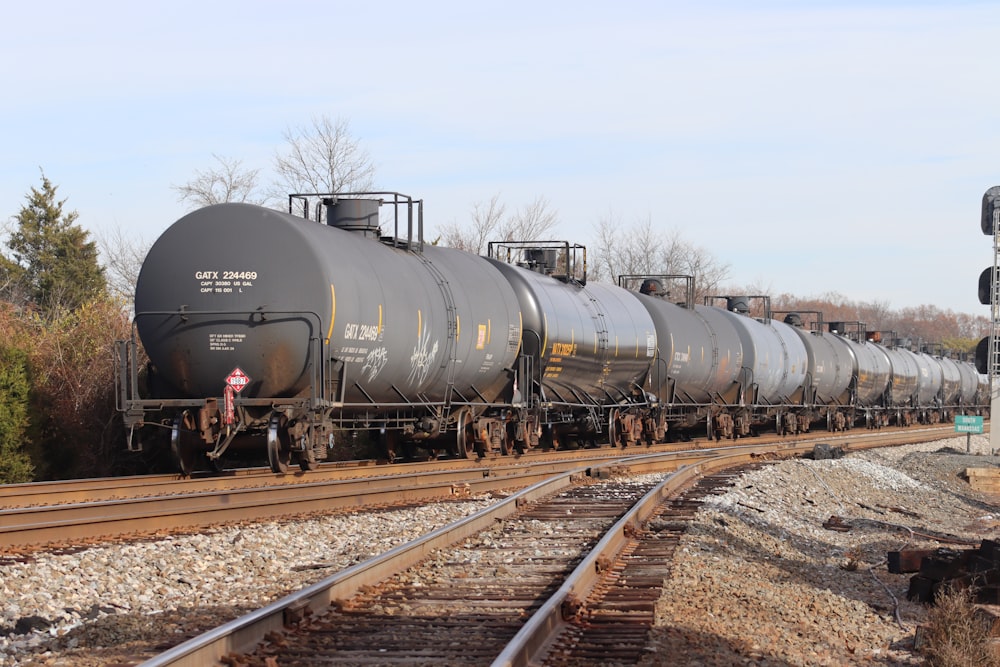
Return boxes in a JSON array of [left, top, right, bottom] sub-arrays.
[[0, 345, 34, 483], [922, 584, 1000, 667], [0, 298, 131, 479]]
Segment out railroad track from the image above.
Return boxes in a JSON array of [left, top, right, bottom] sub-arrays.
[[0, 426, 958, 553], [0, 439, 730, 509], [135, 427, 955, 666], [1, 424, 956, 508], [0, 447, 713, 553], [518, 468, 754, 666]]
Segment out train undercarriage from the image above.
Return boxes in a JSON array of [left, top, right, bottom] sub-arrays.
[[128, 393, 989, 474], [118, 346, 988, 475]]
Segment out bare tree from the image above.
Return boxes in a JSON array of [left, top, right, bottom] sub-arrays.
[[438, 193, 507, 254], [172, 154, 263, 209], [439, 194, 559, 255], [96, 225, 150, 309], [173, 115, 375, 214], [590, 211, 729, 298], [592, 211, 623, 281], [857, 299, 894, 333], [270, 115, 376, 200], [500, 196, 559, 242], [661, 231, 730, 298], [592, 214, 660, 280]]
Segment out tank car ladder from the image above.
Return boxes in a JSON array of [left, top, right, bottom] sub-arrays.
[[582, 290, 611, 437]]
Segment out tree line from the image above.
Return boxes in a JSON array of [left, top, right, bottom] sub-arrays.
[[0, 115, 987, 483], [0, 173, 127, 483]]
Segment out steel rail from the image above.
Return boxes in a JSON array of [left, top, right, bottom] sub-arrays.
[[491, 448, 788, 667]]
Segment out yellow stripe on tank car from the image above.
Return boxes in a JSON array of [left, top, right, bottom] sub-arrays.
[[516, 312, 523, 355], [326, 284, 336, 344], [417, 309, 422, 337], [542, 313, 548, 357], [378, 304, 383, 335]]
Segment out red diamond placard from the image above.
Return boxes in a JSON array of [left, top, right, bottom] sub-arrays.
[[225, 367, 251, 393]]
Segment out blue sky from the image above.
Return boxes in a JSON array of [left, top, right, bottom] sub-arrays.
[[1, 0, 998, 314]]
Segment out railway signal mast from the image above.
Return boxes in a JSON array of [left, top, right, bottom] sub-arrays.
[[980, 186, 1000, 451]]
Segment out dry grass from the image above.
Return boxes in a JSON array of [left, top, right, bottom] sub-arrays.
[[922, 584, 1000, 667]]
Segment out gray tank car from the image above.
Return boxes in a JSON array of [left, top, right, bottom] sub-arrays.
[[632, 279, 745, 438], [635, 287, 813, 439], [911, 351, 944, 409], [935, 356, 961, 407], [485, 243, 658, 448], [782, 314, 857, 431], [124, 195, 523, 472], [710, 298, 809, 436], [882, 347, 920, 409], [954, 358, 982, 406]]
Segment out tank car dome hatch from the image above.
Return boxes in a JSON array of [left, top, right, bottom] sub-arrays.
[[727, 297, 750, 315], [324, 198, 381, 239], [783, 313, 804, 328], [639, 279, 666, 297], [522, 248, 559, 275], [828, 322, 844, 334]]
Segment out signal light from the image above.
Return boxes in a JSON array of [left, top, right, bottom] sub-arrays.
[[983, 186, 1000, 235], [980, 268, 994, 305], [976, 336, 990, 374]]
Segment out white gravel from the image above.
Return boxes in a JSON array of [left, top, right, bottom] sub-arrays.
[[640, 434, 1000, 666]]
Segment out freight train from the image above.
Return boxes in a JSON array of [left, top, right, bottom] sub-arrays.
[[115, 192, 989, 474]]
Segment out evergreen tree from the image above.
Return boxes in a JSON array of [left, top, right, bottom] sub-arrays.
[[6, 173, 106, 314], [0, 345, 34, 483]]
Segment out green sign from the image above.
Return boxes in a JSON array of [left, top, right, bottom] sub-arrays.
[[955, 415, 984, 434]]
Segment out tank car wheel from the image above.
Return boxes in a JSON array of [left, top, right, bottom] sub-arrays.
[[609, 408, 624, 448], [266, 414, 292, 474], [453, 408, 475, 459], [171, 412, 201, 476]]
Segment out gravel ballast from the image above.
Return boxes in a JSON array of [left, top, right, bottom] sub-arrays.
[[640, 434, 1000, 666], [2, 435, 999, 666]]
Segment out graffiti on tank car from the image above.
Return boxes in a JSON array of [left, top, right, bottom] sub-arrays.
[[361, 346, 389, 381], [409, 324, 439, 386]]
